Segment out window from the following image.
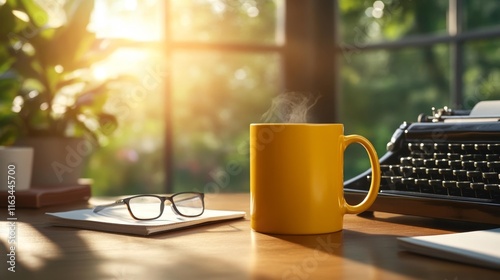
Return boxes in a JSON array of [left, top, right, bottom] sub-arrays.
[[338, 0, 500, 179]]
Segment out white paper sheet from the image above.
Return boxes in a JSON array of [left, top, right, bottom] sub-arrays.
[[398, 228, 500, 270]]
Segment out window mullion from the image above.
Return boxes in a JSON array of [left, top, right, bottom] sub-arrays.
[[449, 0, 464, 108]]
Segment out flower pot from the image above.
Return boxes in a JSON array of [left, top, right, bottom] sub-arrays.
[[15, 137, 96, 186]]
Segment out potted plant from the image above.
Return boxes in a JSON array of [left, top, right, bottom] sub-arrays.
[[0, 0, 131, 186]]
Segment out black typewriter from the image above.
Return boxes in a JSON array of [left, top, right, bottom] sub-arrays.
[[344, 100, 500, 225]]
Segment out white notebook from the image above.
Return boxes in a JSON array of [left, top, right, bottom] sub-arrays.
[[398, 228, 500, 270], [47, 207, 245, 236]]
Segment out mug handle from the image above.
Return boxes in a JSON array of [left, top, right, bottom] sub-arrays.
[[342, 135, 381, 214]]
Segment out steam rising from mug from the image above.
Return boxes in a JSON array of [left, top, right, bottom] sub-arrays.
[[261, 92, 319, 123]]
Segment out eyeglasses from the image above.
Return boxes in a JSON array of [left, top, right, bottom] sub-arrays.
[[93, 192, 205, 220]]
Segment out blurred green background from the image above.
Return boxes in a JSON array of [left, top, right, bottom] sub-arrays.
[[86, 0, 500, 195], [3, 0, 500, 195]]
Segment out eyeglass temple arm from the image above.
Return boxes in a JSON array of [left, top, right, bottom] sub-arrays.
[[93, 199, 125, 213]]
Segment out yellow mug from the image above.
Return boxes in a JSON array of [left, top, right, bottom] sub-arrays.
[[250, 123, 380, 234]]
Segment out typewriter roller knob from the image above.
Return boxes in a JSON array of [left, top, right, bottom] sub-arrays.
[[417, 113, 429, 122]]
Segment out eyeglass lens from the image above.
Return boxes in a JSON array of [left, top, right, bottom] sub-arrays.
[[128, 196, 163, 220], [172, 193, 204, 217]]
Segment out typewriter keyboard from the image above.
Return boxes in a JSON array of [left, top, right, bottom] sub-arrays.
[[375, 142, 500, 202]]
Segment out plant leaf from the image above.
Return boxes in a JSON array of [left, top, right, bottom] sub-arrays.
[[40, 0, 95, 69], [74, 74, 139, 107], [0, 114, 21, 145], [97, 112, 118, 136], [0, 2, 17, 42], [9, 46, 44, 82], [0, 46, 16, 73], [18, 0, 48, 28]]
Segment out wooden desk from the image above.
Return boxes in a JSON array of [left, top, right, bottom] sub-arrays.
[[1, 193, 498, 279]]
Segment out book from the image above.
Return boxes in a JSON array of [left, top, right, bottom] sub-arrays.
[[0, 184, 91, 208], [46, 206, 246, 236], [398, 228, 500, 270]]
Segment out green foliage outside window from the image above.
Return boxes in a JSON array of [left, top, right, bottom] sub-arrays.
[[339, 0, 500, 179]]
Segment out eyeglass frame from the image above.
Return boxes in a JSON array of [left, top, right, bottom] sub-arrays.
[[93, 192, 205, 220]]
